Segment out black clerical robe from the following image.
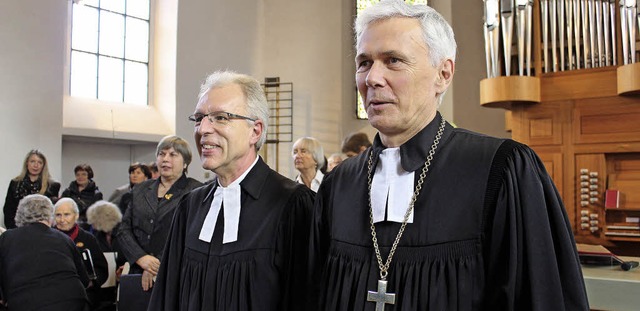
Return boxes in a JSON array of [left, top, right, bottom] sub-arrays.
[[148, 157, 315, 311], [309, 113, 589, 310]]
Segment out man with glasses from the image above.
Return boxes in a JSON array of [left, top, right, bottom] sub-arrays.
[[148, 70, 315, 310]]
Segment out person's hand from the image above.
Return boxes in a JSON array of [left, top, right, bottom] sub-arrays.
[[141, 270, 154, 291], [136, 255, 160, 275], [115, 265, 125, 281]]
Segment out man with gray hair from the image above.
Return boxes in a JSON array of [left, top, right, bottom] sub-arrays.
[[308, 0, 588, 310], [149, 70, 315, 310]]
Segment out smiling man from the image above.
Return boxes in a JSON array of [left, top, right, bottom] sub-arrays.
[[308, 1, 588, 310], [148, 70, 315, 311]]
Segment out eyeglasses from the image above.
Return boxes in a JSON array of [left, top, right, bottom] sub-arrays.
[[188, 111, 256, 126]]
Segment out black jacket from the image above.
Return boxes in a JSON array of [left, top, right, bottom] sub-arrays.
[[61, 180, 103, 223], [3, 178, 60, 229], [0, 223, 89, 309], [116, 174, 202, 273]]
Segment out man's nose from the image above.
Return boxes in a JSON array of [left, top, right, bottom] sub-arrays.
[[365, 62, 386, 88]]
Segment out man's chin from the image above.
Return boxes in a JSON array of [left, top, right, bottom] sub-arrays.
[[200, 159, 219, 171]]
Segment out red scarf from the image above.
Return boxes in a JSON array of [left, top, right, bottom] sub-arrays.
[[60, 223, 80, 241]]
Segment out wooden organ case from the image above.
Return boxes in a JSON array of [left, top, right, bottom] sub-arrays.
[[480, 0, 640, 255]]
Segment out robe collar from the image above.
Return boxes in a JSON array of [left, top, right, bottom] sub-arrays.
[[370, 112, 451, 173], [295, 170, 324, 192], [202, 156, 269, 204]]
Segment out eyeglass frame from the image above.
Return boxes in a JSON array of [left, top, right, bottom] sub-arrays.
[[188, 111, 257, 125]]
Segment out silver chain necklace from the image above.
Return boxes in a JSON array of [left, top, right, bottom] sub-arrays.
[[365, 117, 446, 310]]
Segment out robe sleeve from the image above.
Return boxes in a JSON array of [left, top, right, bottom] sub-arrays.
[[306, 172, 332, 310], [275, 185, 315, 310], [483, 142, 589, 310], [147, 196, 189, 311]]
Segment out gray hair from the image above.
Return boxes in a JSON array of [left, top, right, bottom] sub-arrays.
[[354, 0, 456, 105], [198, 70, 269, 151], [86, 200, 122, 232], [293, 137, 325, 169], [15, 194, 54, 227], [54, 197, 80, 215], [156, 135, 193, 173]]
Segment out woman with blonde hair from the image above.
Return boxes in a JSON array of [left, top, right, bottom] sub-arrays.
[[87, 200, 126, 311], [3, 149, 60, 229]]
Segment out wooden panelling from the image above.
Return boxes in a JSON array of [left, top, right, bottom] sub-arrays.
[[512, 101, 568, 146], [480, 76, 540, 108], [607, 154, 640, 209], [541, 68, 618, 102], [574, 97, 640, 144], [617, 62, 640, 95]]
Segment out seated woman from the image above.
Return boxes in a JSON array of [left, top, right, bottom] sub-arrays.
[[107, 163, 152, 213], [87, 200, 126, 311], [116, 136, 202, 295], [0, 194, 89, 310], [55, 198, 109, 310], [3, 149, 61, 229], [61, 164, 103, 228], [292, 137, 325, 192]]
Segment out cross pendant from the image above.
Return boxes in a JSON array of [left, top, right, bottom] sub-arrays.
[[367, 279, 396, 311]]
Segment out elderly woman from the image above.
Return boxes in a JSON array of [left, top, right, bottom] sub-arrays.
[[116, 135, 202, 294], [3, 149, 61, 229], [55, 197, 109, 309], [87, 200, 125, 311], [61, 164, 104, 227], [292, 137, 325, 192], [0, 194, 89, 310]]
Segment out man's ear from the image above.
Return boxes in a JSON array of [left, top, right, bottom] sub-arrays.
[[435, 59, 455, 94], [250, 120, 264, 146]]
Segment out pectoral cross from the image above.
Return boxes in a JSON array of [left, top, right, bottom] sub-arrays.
[[367, 279, 396, 311]]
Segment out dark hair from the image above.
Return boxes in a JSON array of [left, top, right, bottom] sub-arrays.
[[148, 162, 158, 173], [74, 164, 94, 179], [341, 132, 372, 154], [129, 162, 152, 179], [156, 135, 193, 173]]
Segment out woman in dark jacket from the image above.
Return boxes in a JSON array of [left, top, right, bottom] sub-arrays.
[[116, 136, 202, 295], [3, 149, 60, 229], [61, 164, 103, 227], [0, 194, 89, 310], [55, 197, 108, 310]]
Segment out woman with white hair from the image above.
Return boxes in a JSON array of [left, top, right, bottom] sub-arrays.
[[54, 197, 109, 310], [292, 137, 325, 192], [0, 194, 89, 310]]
